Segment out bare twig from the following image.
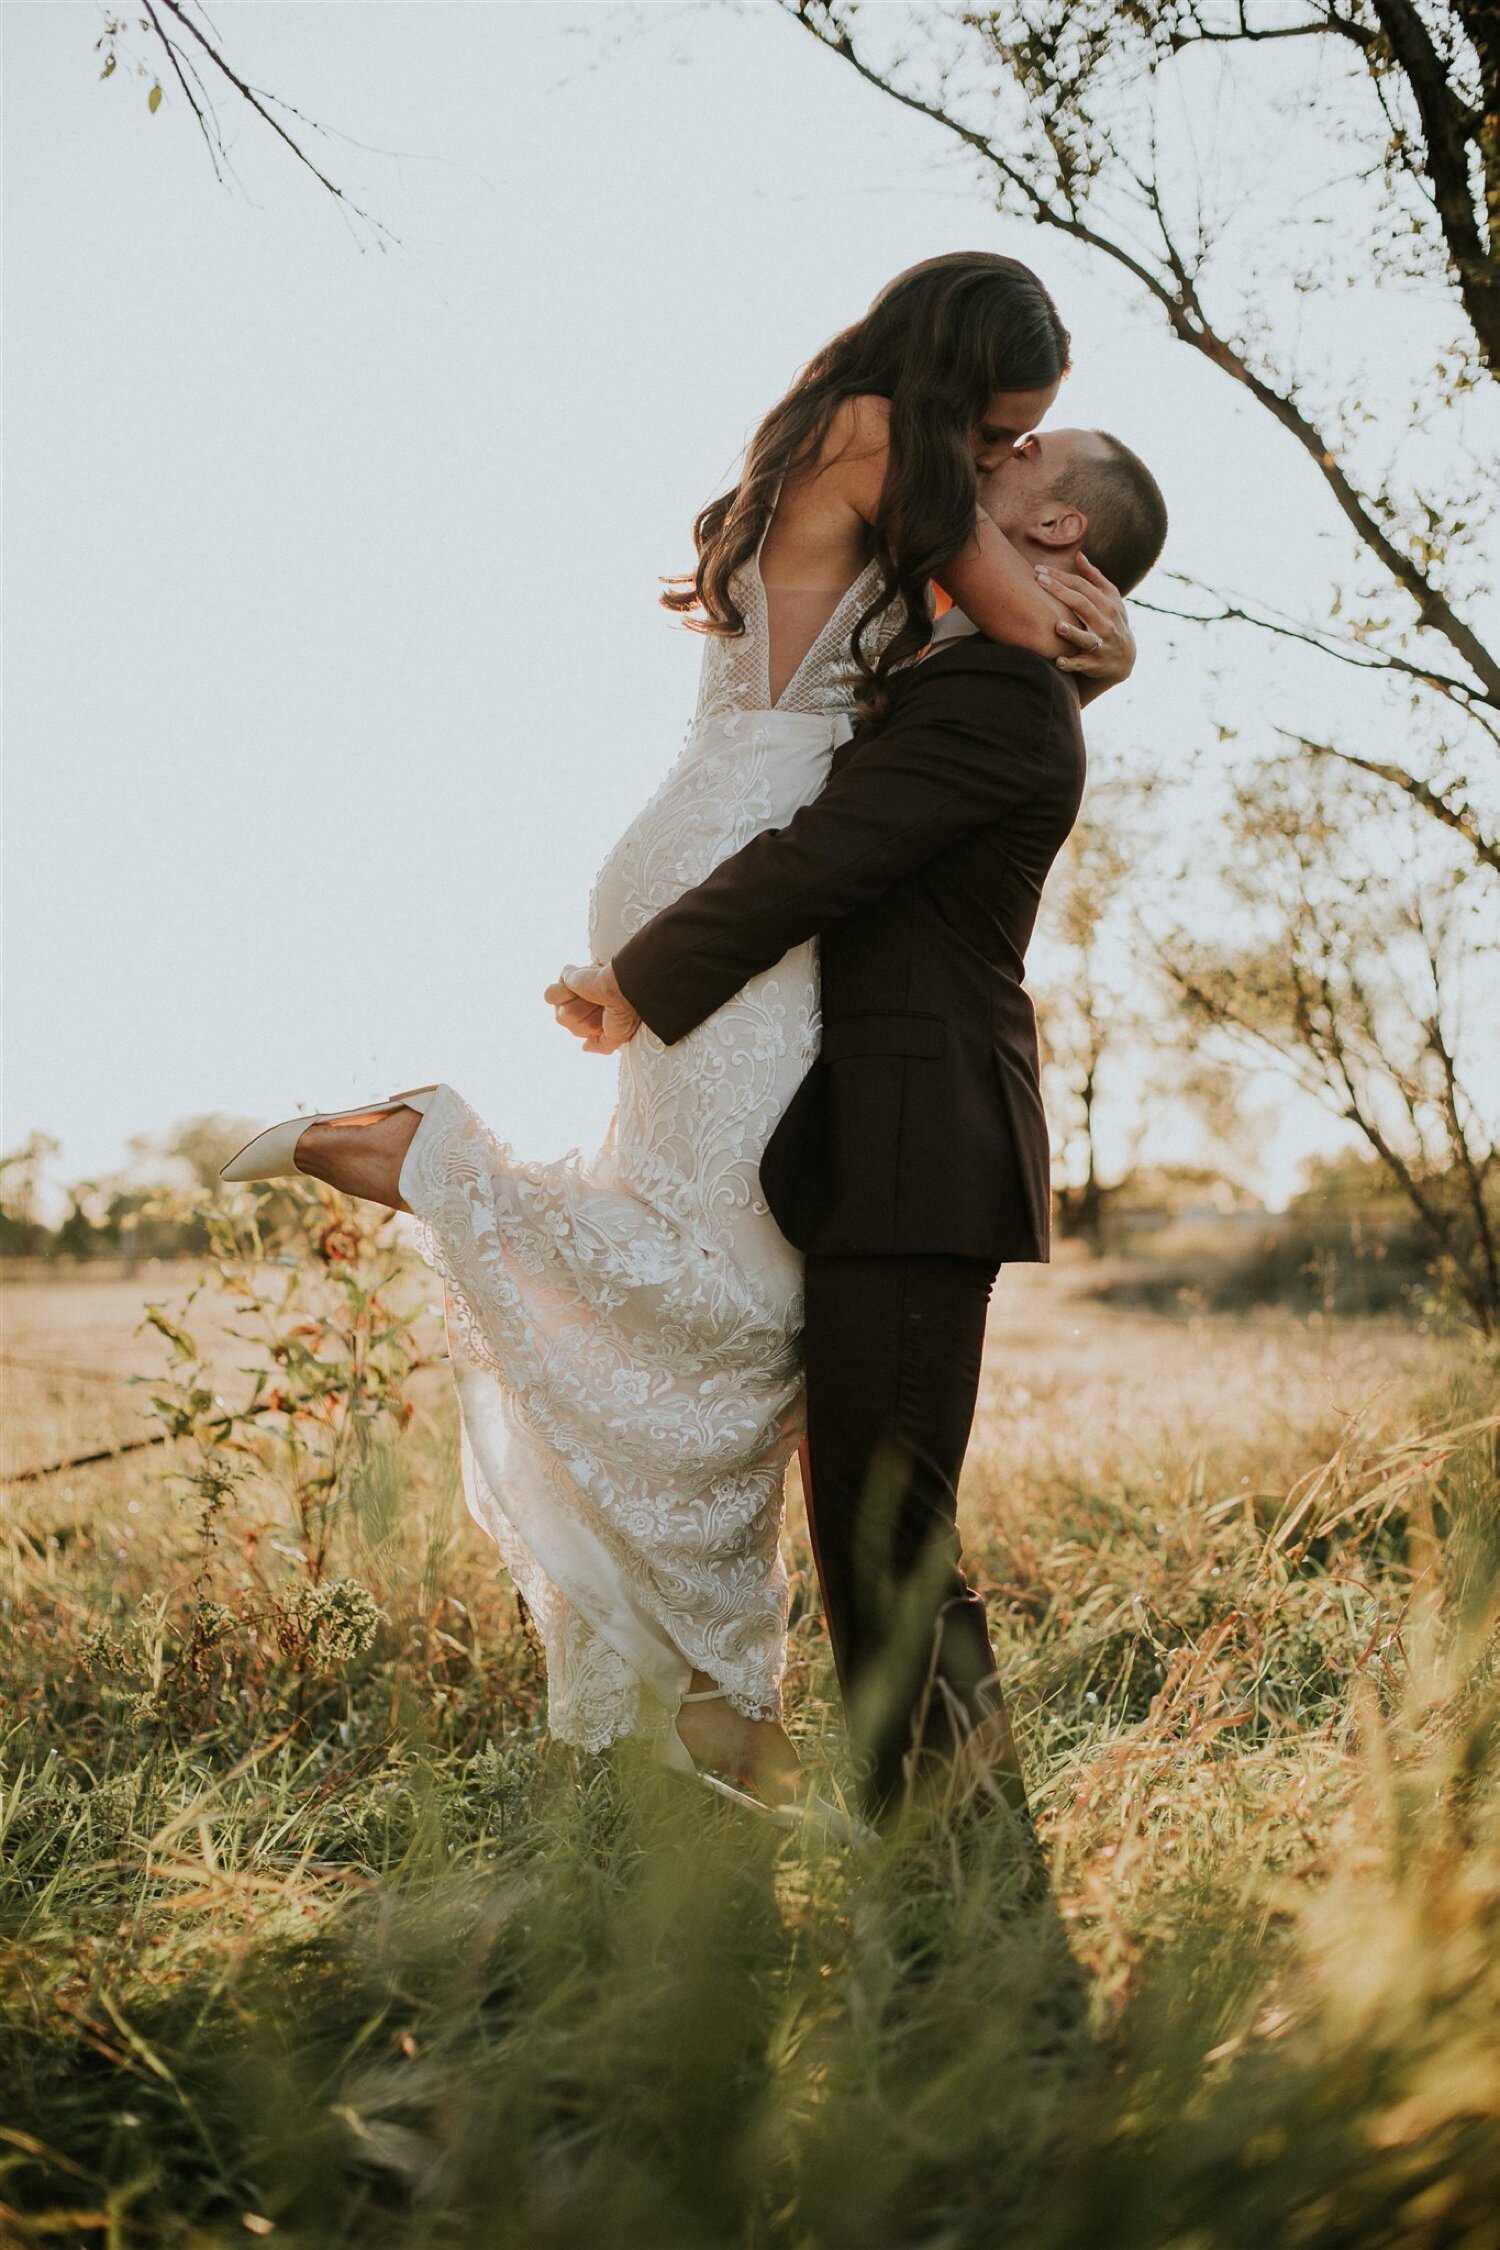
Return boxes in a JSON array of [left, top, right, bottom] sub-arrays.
[[1134, 580, 1500, 739], [133, 0, 394, 241], [1286, 735, 1500, 876]]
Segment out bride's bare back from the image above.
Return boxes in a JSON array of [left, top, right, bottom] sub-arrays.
[[759, 396, 894, 704], [757, 391, 1073, 702]]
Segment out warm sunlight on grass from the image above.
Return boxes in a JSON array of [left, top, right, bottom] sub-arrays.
[[3, 1208, 1497, 2246]]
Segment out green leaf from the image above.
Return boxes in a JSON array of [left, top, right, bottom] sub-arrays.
[[148, 82, 162, 114], [142, 1303, 197, 1365]]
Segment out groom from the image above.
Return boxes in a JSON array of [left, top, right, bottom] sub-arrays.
[[554, 429, 1167, 1825]]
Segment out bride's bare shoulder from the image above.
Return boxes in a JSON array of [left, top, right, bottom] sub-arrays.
[[804, 394, 890, 517], [822, 393, 891, 452]]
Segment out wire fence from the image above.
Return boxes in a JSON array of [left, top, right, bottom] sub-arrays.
[[2, 1348, 445, 1486], [2, 1349, 170, 1484]]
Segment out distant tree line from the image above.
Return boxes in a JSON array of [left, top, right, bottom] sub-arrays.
[[1, 1110, 1445, 1324], [0, 1118, 253, 1268]]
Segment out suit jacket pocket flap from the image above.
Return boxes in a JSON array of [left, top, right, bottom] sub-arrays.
[[822, 1012, 947, 1061]]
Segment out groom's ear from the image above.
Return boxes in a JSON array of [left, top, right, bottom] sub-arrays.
[[1033, 501, 1087, 552]]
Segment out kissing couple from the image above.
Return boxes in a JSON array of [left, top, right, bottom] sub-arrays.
[[224, 252, 1167, 1850]]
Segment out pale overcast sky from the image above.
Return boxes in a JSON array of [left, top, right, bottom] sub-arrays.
[[5, 1, 1489, 1206]]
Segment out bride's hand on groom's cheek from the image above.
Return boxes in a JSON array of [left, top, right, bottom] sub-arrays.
[[544, 964, 642, 1055]]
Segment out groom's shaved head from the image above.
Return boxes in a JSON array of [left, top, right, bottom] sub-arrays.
[[982, 427, 1167, 591], [1049, 432, 1167, 592]]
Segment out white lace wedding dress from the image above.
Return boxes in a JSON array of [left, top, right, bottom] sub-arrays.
[[399, 544, 899, 1755]]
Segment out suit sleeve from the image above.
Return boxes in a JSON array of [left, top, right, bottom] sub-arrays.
[[613, 648, 1066, 1046]]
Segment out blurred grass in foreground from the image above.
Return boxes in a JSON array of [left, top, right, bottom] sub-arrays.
[[1, 1194, 1497, 2247]]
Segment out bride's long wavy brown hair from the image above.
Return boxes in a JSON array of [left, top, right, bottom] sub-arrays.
[[662, 253, 1070, 710]]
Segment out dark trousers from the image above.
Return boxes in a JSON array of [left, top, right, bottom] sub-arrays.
[[801, 1254, 1028, 1821]]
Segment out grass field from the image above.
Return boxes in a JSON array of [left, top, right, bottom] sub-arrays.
[[2, 1227, 1497, 2247]]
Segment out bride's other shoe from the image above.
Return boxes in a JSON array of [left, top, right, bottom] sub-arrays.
[[221, 1087, 437, 1184], [658, 1689, 801, 1829], [659, 1687, 872, 1848]]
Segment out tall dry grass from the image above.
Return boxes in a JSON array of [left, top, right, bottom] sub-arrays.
[[1, 1194, 1496, 2247]]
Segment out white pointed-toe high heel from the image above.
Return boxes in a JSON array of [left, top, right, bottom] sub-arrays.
[[220, 1086, 438, 1185], [657, 1687, 873, 1848]]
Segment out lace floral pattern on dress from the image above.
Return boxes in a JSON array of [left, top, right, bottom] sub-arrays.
[[401, 546, 906, 1754]]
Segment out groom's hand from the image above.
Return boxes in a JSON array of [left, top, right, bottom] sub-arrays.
[[544, 962, 642, 1054]]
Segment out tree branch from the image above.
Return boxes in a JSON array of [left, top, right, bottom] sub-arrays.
[[135, 0, 392, 241], [1370, 0, 1498, 369], [1135, 576, 1500, 736], [1160, 0, 1492, 367], [1164, 944, 1492, 1327], [139, 0, 222, 180], [1165, 2, 1378, 53], [1410, 892, 1500, 1310], [1285, 734, 1500, 876]]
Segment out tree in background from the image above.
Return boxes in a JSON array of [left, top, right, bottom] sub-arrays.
[[781, 0, 1497, 1319], [0, 1133, 61, 1258], [1033, 801, 1139, 1252], [0, 1118, 263, 1265], [1165, 752, 1498, 1327], [1037, 793, 1276, 1256]]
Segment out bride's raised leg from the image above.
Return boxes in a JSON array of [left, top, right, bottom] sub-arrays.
[[293, 1096, 430, 1209], [674, 1669, 803, 1806]]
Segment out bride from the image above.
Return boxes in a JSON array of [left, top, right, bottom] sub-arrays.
[[223, 252, 1129, 1818]]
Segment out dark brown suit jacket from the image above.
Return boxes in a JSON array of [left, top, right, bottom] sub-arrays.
[[612, 637, 1086, 1262]]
